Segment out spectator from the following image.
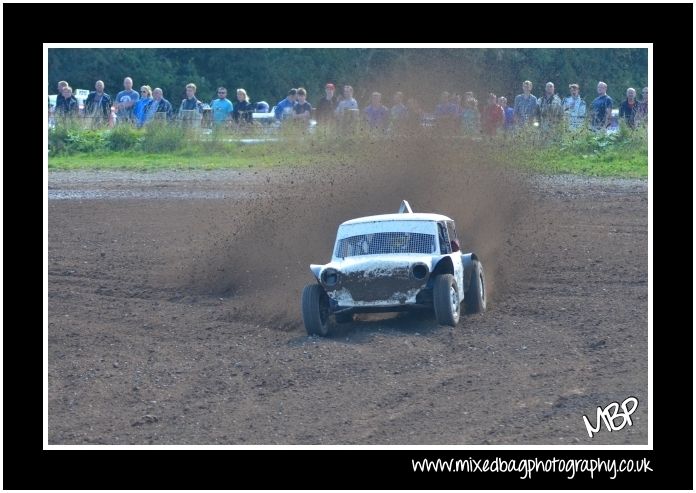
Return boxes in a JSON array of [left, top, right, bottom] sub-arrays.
[[435, 91, 459, 119], [335, 85, 359, 129], [335, 85, 358, 116], [481, 93, 504, 136], [635, 86, 648, 127], [233, 88, 254, 125], [460, 94, 481, 135], [452, 94, 463, 115], [389, 91, 408, 133], [538, 82, 563, 131], [590, 81, 613, 130], [179, 83, 204, 126], [435, 91, 459, 133], [405, 97, 423, 133], [57, 80, 69, 93], [274, 88, 298, 121], [391, 91, 408, 121], [363, 92, 390, 129], [133, 85, 153, 128], [293, 87, 312, 122], [562, 83, 587, 130], [316, 83, 337, 123], [143, 88, 173, 124], [84, 80, 112, 126], [618, 87, 639, 129], [209, 86, 233, 127], [513, 80, 538, 126], [115, 77, 140, 124], [55, 86, 79, 120], [498, 96, 515, 132]]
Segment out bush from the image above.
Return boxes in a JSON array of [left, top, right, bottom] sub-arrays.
[[48, 125, 70, 154], [141, 122, 186, 153], [50, 123, 108, 155], [66, 129, 108, 153], [107, 124, 142, 151]]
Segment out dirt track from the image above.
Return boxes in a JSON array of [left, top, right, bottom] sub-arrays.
[[48, 152, 648, 445]]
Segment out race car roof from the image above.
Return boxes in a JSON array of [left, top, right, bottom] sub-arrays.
[[341, 212, 453, 225]]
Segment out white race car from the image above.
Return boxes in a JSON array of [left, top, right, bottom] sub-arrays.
[[301, 201, 486, 336]]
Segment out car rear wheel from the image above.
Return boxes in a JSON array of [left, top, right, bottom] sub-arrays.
[[302, 283, 330, 336], [465, 260, 486, 314], [433, 274, 460, 326]]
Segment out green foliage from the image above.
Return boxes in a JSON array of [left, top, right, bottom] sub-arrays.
[[48, 125, 70, 154], [49, 123, 108, 154], [107, 124, 143, 151], [48, 122, 648, 178], [141, 122, 187, 153], [509, 125, 648, 177]]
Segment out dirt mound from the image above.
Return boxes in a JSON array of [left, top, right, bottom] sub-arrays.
[[177, 138, 531, 329]]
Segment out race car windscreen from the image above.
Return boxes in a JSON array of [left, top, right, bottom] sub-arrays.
[[334, 231, 437, 258]]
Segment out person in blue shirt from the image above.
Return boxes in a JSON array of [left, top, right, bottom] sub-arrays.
[[363, 92, 390, 129], [133, 85, 153, 128], [562, 83, 587, 130], [143, 88, 173, 124], [210, 86, 234, 126], [590, 81, 613, 130], [274, 88, 297, 121], [513, 80, 538, 126], [498, 96, 515, 131], [115, 77, 140, 124]]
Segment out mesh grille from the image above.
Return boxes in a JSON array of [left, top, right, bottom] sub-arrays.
[[335, 232, 436, 258]]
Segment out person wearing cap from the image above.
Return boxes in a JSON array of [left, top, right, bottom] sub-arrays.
[[316, 83, 338, 123]]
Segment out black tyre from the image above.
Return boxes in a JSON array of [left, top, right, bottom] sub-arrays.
[[465, 260, 486, 314], [335, 312, 353, 324], [302, 284, 330, 336], [433, 274, 460, 326]]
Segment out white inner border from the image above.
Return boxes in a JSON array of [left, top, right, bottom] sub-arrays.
[[43, 42, 652, 451]]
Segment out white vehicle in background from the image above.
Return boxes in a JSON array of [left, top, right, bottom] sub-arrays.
[[74, 88, 90, 114], [48, 94, 57, 128], [301, 200, 486, 336], [607, 108, 620, 134]]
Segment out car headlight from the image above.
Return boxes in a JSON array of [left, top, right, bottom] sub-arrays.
[[411, 263, 429, 280], [321, 268, 339, 287]]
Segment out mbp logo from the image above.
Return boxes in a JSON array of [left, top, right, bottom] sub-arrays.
[[582, 396, 639, 438]]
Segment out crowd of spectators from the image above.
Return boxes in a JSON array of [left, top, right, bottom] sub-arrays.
[[51, 76, 649, 135]]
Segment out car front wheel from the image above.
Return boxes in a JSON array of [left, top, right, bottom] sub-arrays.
[[465, 260, 486, 314], [301, 283, 331, 336], [433, 274, 460, 326]]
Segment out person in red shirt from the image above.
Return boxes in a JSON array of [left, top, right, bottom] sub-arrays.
[[481, 92, 504, 136]]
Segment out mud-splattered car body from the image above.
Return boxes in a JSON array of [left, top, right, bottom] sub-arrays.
[[301, 201, 486, 335]]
